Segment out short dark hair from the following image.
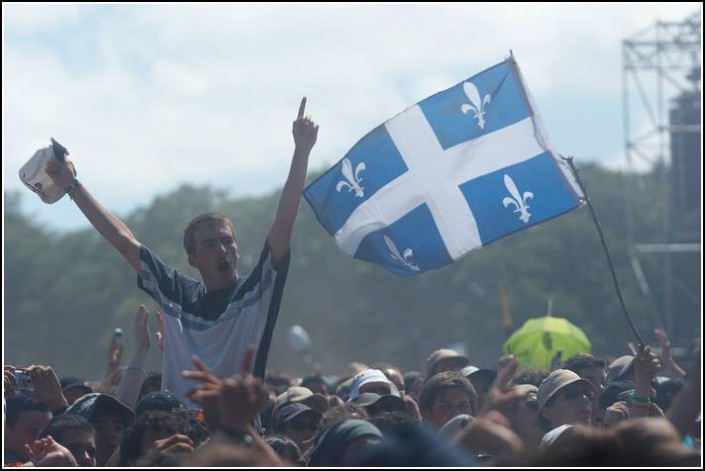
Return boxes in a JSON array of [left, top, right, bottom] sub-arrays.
[[418, 371, 478, 417], [5, 395, 50, 427], [39, 414, 95, 442], [564, 354, 605, 374], [183, 213, 235, 255], [265, 435, 303, 465], [119, 410, 190, 466], [511, 369, 550, 387]]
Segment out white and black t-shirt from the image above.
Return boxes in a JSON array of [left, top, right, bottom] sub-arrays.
[[137, 241, 290, 409]]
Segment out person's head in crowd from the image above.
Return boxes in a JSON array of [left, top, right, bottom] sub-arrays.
[[654, 376, 684, 411], [308, 419, 385, 467], [118, 410, 192, 466], [273, 402, 322, 453], [460, 365, 497, 409], [373, 363, 405, 395], [348, 369, 401, 401], [534, 424, 623, 467], [402, 370, 424, 400], [425, 348, 469, 378], [38, 413, 96, 467], [511, 368, 550, 387], [300, 374, 331, 397], [319, 403, 369, 431], [538, 369, 596, 432], [265, 435, 304, 466], [368, 411, 424, 440], [138, 372, 162, 400], [605, 355, 635, 385], [59, 376, 93, 406], [563, 353, 606, 393], [4, 395, 52, 463], [353, 417, 477, 467], [334, 376, 355, 402], [508, 384, 542, 458], [419, 370, 478, 429], [134, 391, 187, 417], [340, 361, 369, 380], [612, 417, 701, 466], [265, 370, 295, 397], [598, 379, 634, 410], [183, 212, 240, 290], [350, 393, 406, 418], [273, 386, 328, 418], [65, 392, 135, 466]]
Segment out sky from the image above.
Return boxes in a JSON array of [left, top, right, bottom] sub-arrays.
[[3, 3, 701, 232]]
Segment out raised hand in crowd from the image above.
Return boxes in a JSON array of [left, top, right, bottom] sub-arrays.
[[184, 345, 283, 465], [630, 343, 663, 419], [23, 365, 68, 413], [183, 355, 225, 433], [602, 400, 630, 428], [480, 355, 524, 417], [666, 342, 701, 440], [101, 327, 125, 392], [146, 433, 194, 458], [4, 365, 18, 396], [115, 305, 153, 408], [653, 327, 686, 378], [25, 436, 78, 467]]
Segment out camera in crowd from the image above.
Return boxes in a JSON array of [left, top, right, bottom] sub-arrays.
[[14, 369, 33, 391]]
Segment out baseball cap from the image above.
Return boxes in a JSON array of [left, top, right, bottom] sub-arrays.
[[426, 349, 469, 377], [273, 386, 328, 415], [65, 393, 134, 425]]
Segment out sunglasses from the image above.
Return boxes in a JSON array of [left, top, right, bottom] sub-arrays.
[[287, 420, 319, 432], [560, 386, 595, 401]]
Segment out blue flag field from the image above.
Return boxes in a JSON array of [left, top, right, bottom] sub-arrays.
[[304, 56, 584, 275]]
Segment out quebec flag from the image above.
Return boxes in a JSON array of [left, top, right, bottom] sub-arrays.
[[304, 56, 584, 276]]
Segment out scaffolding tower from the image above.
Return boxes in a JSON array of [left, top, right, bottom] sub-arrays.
[[622, 10, 702, 339]]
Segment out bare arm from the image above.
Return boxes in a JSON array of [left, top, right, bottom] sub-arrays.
[[268, 97, 318, 265], [46, 157, 142, 272], [115, 305, 151, 408], [654, 327, 686, 378], [666, 344, 701, 438]]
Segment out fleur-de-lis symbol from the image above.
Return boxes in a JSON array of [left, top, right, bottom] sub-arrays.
[[384, 235, 420, 272], [460, 81, 491, 129], [502, 174, 533, 223], [336, 158, 366, 198]]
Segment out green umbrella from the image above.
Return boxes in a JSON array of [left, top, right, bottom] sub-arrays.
[[502, 316, 591, 370]]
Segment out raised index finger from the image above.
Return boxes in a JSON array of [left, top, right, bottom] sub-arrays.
[[297, 97, 307, 119]]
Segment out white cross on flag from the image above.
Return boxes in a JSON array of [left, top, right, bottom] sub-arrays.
[[304, 56, 584, 276]]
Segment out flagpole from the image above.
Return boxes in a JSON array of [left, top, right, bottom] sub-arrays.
[[564, 156, 645, 345]]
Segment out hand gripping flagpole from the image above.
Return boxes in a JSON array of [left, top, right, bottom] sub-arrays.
[[564, 156, 645, 345]]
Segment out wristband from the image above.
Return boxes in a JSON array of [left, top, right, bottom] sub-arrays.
[[631, 394, 651, 404], [66, 179, 82, 198]]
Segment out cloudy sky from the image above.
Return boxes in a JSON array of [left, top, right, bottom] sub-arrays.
[[3, 3, 700, 231]]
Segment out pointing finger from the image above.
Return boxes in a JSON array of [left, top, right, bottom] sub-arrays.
[[297, 97, 307, 119]]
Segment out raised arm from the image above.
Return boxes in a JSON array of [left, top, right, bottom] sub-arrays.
[[267, 97, 319, 265], [46, 157, 142, 272]]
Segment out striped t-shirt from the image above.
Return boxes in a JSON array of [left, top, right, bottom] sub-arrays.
[[137, 240, 290, 409]]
